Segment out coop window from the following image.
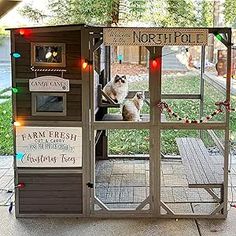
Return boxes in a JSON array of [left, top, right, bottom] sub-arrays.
[[31, 43, 66, 67], [32, 93, 66, 116]]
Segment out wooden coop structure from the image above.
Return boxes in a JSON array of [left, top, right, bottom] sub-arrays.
[[9, 25, 232, 218]]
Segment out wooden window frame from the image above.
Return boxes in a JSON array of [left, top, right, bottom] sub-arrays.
[[31, 92, 67, 116], [31, 42, 66, 67]]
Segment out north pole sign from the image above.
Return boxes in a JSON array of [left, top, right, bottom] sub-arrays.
[[16, 127, 82, 167], [103, 28, 208, 46]]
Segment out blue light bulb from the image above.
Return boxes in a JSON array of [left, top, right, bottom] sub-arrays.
[[11, 52, 21, 59], [16, 152, 24, 160]]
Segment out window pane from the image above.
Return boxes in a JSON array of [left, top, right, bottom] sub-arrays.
[[35, 46, 63, 63], [36, 95, 64, 112]]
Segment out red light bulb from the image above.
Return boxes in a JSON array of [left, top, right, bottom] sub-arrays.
[[16, 183, 25, 189], [152, 59, 158, 68], [151, 58, 161, 70], [19, 29, 25, 36], [18, 29, 32, 37]]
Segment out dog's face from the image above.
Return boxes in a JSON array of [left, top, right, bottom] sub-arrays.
[[114, 75, 127, 86], [136, 92, 145, 100]]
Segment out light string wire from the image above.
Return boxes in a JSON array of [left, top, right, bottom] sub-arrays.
[[156, 100, 235, 123], [229, 140, 236, 210]]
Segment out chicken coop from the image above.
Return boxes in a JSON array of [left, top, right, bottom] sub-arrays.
[[8, 25, 232, 218]]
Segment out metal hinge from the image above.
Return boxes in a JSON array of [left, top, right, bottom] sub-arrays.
[[86, 182, 94, 188]]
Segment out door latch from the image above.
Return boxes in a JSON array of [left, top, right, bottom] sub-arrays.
[[86, 182, 94, 188]]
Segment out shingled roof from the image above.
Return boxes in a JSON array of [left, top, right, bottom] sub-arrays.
[[0, 0, 22, 19]]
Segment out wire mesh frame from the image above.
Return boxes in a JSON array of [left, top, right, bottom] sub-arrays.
[[88, 28, 232, 218]]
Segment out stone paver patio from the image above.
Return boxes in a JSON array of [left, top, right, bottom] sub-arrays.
[[95, 155, 236, 213], [0, 156, 14, 206]]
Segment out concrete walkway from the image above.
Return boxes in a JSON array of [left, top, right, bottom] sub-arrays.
[[0, 207, 200, 236], [0, 206, 236, 236], [162, 47, 188, 72], [204, 71, 236, 96], [0, 156, 14, 206], [0, 62, 11, 90]]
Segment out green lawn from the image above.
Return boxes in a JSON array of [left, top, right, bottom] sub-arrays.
[[108, 74, 236, 155], [0, 99, 13, 155], [0, 74, 235, 155]]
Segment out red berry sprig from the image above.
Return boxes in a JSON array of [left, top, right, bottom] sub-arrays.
[[156, 101, 234, 123]]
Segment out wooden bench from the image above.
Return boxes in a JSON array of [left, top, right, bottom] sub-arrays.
[[176, 138, 224, 206]]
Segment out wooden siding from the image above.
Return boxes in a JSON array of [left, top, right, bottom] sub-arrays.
[[13, 30, 82, 121], [14, 31, 82, 81], [15, 83, 82, 121], [18, 173, 83, 214]]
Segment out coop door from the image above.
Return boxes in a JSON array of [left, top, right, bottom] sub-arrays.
[[93, 129, 151, 212], [90, 41, 153, 214]]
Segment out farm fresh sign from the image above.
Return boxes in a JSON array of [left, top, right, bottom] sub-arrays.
[[103, 28, 208, 46], [16, 127, 82, 167]]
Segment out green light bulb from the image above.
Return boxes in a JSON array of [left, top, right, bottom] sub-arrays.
[[215, 34, 223, 42], [12, 87, 19, 94]]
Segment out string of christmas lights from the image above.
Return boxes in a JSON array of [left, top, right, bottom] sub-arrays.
[[157, 100, 235, 123], [0, 183, 24, 213]]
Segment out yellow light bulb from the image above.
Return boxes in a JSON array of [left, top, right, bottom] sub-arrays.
[[52, 52, 58, 57], [45, 52, 52, 59], [82, 61, 88, 69], [13, 121, 21, 127]]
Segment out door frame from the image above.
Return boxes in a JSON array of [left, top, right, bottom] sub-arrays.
[[88, 31, 163, 217]]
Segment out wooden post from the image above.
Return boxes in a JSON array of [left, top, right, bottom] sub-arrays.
[[147, 46, 162, 216], [222, 29, 232, 217], [105, 46, 111, 82], [11, 29, 20, 217], [138, 46, 142, 65], [81, 27, 91, 216], [200, 45, 205, 139]]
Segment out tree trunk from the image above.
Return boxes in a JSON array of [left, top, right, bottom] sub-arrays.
[[110, 1, 120, 64], [208, 0, 225, 63]]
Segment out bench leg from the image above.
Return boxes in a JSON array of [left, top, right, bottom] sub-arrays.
[[210, 203, 224, 215], [206, 186, 224, 215], [220, 185, 224, 214], [205, 188, 221, 202], [160, 201, 175, 215]]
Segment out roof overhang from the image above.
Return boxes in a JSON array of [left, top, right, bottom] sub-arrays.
[[0, 0, 22, 19]]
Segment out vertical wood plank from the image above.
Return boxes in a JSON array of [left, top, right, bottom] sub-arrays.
[[223, 29, 232, 216], [148, 46, 162, 216], [18, 173, 83, 214]]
